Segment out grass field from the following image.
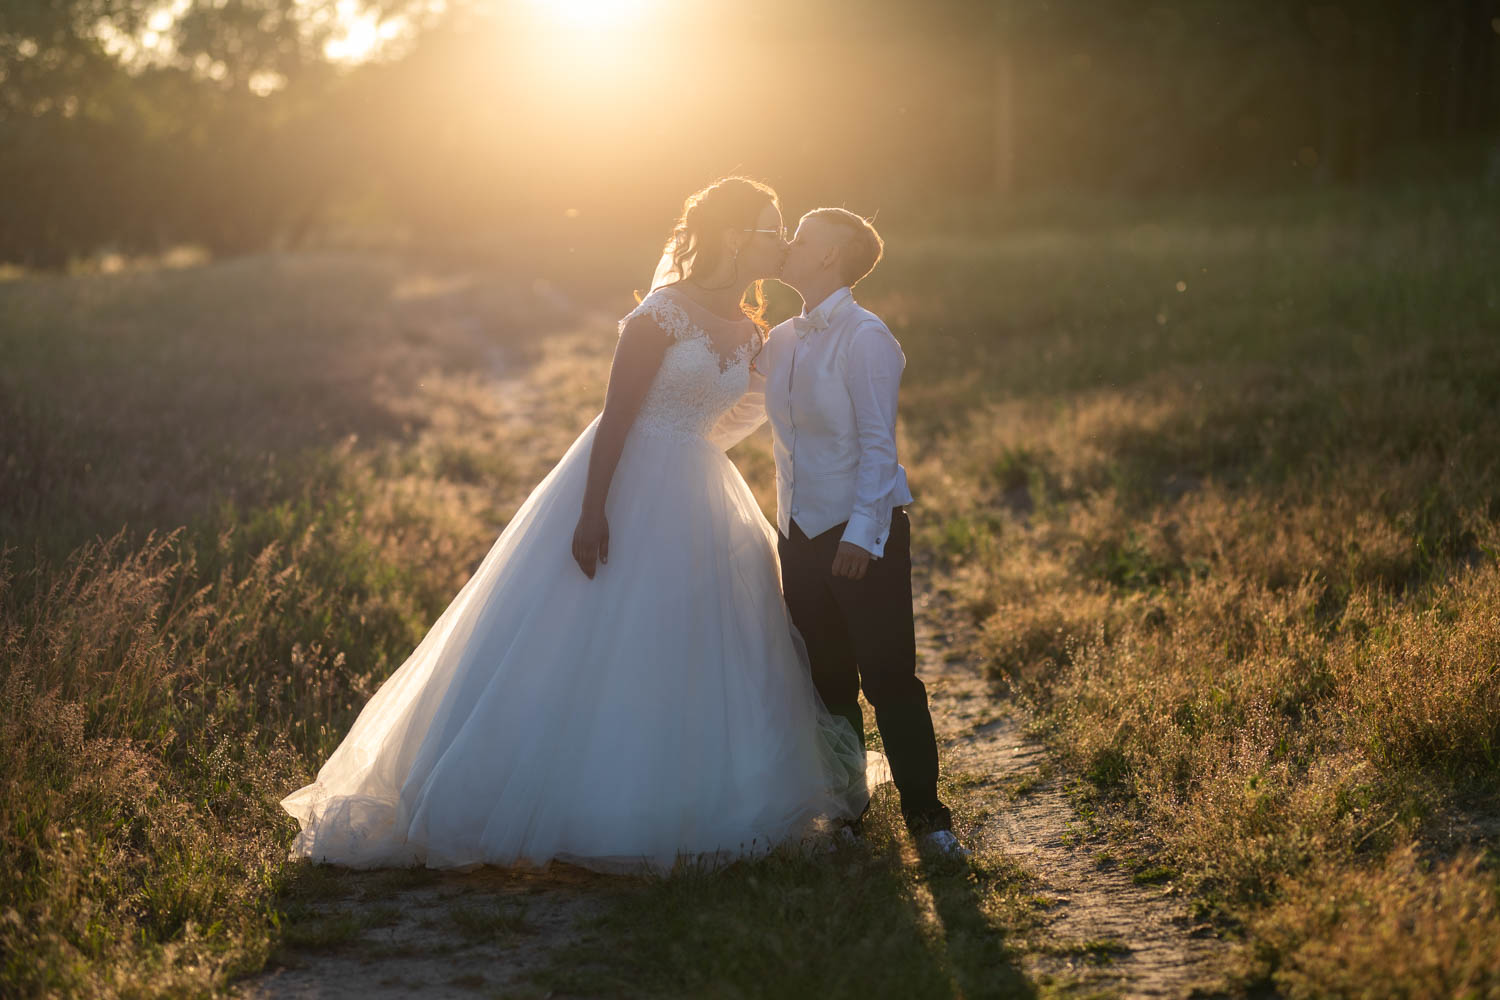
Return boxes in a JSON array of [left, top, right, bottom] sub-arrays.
[[883, 185, 1500, 996], [3, 183, 1498, 997]]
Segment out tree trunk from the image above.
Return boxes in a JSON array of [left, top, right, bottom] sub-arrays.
[[993, 47, 1014, 194]]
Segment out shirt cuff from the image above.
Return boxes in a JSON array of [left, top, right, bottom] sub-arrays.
[[841, 511, 889, 558]]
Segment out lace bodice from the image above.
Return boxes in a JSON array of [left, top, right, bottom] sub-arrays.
[[620, 287, 759, 441]]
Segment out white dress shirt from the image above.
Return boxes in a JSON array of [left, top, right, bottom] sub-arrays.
[[711, 286, 913, 558]]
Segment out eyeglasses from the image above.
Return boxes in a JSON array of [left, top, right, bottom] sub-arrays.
[[743, 227, 788, 242]]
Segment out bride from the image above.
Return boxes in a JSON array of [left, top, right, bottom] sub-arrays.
[[279, 177, 887, 874]]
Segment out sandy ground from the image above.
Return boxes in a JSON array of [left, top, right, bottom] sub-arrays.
[[234, 864, 608, 999], [235, 601, 1230, 1000]]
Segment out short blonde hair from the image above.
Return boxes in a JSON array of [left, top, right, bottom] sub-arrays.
[[801, 207, 884, 287]]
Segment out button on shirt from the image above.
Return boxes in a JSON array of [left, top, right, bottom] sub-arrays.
[[759, 286, 914, 558]]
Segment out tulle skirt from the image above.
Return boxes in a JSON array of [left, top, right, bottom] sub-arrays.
[[279, 416, 886, 874]]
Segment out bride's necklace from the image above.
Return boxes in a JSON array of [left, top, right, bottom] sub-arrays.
[[677, 280, 748, 323]]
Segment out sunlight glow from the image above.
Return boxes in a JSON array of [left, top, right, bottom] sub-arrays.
[[94, 0, 190, 68], [525, 0, 655, 28], [323, 0, 407, 64]]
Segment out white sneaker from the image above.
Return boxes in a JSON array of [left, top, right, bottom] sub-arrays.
[[920, 829, 973, 859], [819, 824, 862, 854]]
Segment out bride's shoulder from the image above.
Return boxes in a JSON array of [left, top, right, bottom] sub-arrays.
[[620, 286, 698, 343]]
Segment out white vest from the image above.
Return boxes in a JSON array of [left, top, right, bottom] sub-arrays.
[[760, 287, 913, 557]]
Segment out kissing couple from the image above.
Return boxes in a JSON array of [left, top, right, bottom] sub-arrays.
[[280, 176, 969, 873]]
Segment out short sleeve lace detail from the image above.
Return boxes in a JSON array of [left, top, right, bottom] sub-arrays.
[[616, 288, 757, 443], [621, 291, 697, 345]]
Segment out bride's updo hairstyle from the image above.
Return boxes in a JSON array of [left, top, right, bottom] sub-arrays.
[[654, 176, 779, 331]]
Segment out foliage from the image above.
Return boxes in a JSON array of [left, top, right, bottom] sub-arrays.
[[3, 0, 1498, 266]]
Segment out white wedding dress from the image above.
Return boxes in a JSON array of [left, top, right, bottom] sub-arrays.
[[280, 285, 886, 874]]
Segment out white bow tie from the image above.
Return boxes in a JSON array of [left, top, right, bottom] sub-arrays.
[[792, 312, 829, 338]]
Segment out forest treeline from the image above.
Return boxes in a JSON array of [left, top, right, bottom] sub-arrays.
[[2, 0, 1497, 267]]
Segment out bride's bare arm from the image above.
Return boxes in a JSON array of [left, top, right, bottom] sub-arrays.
[[571, 314, 671, 578]]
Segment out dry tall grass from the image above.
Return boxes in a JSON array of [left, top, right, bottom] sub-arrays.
[[1, 254, 597, 995], [2, 186, 1497, 996], [883, 186, 1500, 997]]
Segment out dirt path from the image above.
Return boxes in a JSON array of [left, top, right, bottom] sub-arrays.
[[234, 327, 616, 1000], [237, 603, 1232, 1000], [918, 604, 1231, 998], [235, 865, 607, 999], [235, 312, 1230, 997]]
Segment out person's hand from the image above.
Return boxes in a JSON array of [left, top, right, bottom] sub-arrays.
[[831, 541, 872, 580], [572, 510, 609, 579]]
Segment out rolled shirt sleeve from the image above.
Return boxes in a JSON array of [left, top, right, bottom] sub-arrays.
[[840, 322, 906, 557]]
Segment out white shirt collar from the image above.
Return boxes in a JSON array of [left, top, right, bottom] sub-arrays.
[[793, 286, 854, 337]]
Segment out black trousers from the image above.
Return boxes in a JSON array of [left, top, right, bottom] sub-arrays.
[[777, 507, 951, 834]]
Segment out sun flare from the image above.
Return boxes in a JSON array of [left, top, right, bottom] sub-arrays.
[[525, 0, 655, 28]]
